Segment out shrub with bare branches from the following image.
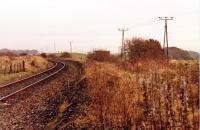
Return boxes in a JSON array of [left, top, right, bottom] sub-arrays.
[[60, 52, 71, 58], [126, 38, 165, 62]]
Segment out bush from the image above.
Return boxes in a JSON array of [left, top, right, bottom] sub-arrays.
[[40, 53, 47, 58], [19, 53, 28, 56], [0, 52, 16, 57], [60, 52, 71, 58], [48, 54, 57, 58], [127, 38, 165, 62], [30, 61, 36, 67]]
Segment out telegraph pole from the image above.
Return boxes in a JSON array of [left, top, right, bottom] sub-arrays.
[[159, 16, 174, 130], [159, 17, 173, 62], [45, 46, 48, 53], [70, 41, 72, 54], [118, 28, 128, 61], [54, 41, 56, 53]]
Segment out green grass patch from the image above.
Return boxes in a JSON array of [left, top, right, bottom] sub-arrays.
[[0, 72, 32, 85], [70, 53, 87, 62]]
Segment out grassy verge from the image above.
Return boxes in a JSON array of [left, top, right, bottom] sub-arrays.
[[70, 53, 87, 62], [0, 56, 50, 85], [47, 52, 87, 63]]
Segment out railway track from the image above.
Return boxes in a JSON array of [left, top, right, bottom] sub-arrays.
[[0, 60, 66, 102]]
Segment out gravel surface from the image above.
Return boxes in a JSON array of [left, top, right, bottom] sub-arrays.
[[0, 60, 79, 130]]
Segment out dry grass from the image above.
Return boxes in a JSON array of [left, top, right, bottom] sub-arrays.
[[0, 55, 49, 85], [47, 100, 70, 130], [47, 52, 87, 63], [86, 62, 143, 129], [85, 60, 199, 129]]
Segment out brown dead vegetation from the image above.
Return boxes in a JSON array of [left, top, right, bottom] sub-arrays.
[[85, 59, 199, 129]]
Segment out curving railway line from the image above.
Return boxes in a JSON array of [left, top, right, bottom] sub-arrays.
[[0, 59, 66, 102]]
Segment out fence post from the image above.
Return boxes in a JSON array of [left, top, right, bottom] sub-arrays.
[[4, 65, 7, 75], [0, 64, 2, 74], [13, 64, 16, 73], [22, 60, 25, 72], [16, 63, 19, 73], [9, 63, 12, 74], [0, 64, 2, 73]]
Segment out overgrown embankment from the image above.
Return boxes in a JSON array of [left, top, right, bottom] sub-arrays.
[[40, 60, 93, 129], [42, 59, 198, 129]]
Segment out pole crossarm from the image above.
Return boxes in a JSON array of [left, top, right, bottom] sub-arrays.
[[118, 28, 128, 31], [159, 17, 173, 20]]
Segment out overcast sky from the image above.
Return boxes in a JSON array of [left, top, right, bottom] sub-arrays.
[[0, 0, 199, 53]]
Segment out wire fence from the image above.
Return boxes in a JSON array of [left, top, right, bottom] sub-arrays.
[[0, 60, 25, 74]]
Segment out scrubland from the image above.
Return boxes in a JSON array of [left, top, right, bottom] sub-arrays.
[[85, 60, 199, 129], [82, 38, 199, 129]]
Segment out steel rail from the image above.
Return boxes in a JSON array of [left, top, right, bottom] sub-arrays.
[[0, 60, 65, 102]]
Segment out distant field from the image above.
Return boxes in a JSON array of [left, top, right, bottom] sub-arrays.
[[47, 52, 87, 62], [0, 55, 50, 85], [71, 53, 87, 62]]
